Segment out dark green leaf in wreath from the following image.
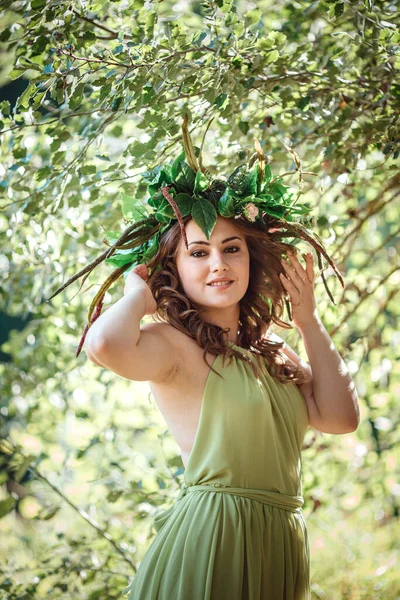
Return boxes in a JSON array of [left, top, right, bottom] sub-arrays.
[[147, 167, 173, 197], [174, 193, 193, 217], [193, 170, 211, 195], [263, 163, 272, 184], [156, 198, 175, 220], [218, 187, 236, 217], [257, 193, 276, 206], [148, 190, 166, 210], [265, 179, 288, 198], [143, 234, 160, 262], [174, 161, 196, 194], [245, 164, 259, 196], [105, 251, 140, 267], [262, 205, 287, 218], [207, 179, 227, 205], [170, 151, 186, 180], [191, 197, 217, 239], [289, 203, 313, 215], [227, 164, 252, 196]]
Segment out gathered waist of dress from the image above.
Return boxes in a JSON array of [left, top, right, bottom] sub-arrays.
[[178, 482, 304, 514]]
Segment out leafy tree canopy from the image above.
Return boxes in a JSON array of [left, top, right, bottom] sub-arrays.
[[0, 0, 399, 597]]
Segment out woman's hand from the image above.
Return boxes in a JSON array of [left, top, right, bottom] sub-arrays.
[[124, 264, 157, 315], [279, 251, 319, 329]]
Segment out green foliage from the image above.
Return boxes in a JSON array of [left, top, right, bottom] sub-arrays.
[[0, 0, 399, 597]]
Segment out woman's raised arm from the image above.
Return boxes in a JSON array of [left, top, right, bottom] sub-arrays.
[[84, 266, 178, 384]]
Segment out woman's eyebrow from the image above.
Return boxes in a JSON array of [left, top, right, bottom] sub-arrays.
[[188, 236, 242, 247]]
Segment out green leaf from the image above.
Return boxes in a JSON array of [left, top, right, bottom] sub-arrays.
[[171, 151, 186, 180], [32, 91, 46, 110], [228, 164, 257, 196], [193, 170, 210, 195], [111, 96, 123, 111], [0, 101, 11, 116], [13, 455, 34, 483], [191, 198, 217, 239], [265, 50, 280, 64], [17, 83, 37, 109], [143, 234, 160, 261], [174, 193, 193, 217], [105, 252, 138, 267], [156, 198, 175, 219], [191, 31, 207, 46], [334, 2, 345, 18], [0, 497, 16, 519], [244, 8, 262, 27], [263, 164, 272, 184], [298, 96, 310, 110], [31, 34, 48, 55], [262, 205, 287, 218], [148, 190, 164, 210], [121, 192, 149, 220], [267, 179, 289, 198], [238, 120, 249, 135], [174, 161, 196, 193], [218, 188, 236, 217], [147, 168, 173, 196], [214, 93, 229, 109], [52, 151, 66, 166], [7, 68, 26, 80], [34, 166, 52, 181], [80, 165, 97, 176], [69, 94, 83, 110]]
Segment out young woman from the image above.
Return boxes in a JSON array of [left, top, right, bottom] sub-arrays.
[[83, 210, 360, 599]]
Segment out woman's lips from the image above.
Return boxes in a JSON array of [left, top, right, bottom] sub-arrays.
[[207, 281, 234, 290]]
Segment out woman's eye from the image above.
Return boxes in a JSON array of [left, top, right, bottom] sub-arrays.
[[190, 246, 240, 258]]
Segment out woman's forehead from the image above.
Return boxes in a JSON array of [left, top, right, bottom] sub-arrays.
[[184, 217, 241, 244]]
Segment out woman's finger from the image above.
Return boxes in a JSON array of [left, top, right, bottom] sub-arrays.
[[281, 258, 302, 291]]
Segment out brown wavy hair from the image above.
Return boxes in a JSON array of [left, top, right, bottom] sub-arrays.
[[147, 213, 308, 385]]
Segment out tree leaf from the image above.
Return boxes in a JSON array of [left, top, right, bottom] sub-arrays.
[[0, 497, 16, 519], [121, 192, 148, 220]]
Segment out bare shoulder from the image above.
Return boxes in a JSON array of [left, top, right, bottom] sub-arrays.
[[265, 331, 311, 375]]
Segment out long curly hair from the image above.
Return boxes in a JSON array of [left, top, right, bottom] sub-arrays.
[[147, 213, 308, 385]]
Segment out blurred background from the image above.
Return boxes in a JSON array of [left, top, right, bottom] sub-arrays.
[[0, 0, 399, 598]]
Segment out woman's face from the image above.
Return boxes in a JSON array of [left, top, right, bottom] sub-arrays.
[[175, 216, 250, 312]]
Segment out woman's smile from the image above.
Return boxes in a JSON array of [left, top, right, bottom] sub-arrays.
[[207, 281, 234, 290]]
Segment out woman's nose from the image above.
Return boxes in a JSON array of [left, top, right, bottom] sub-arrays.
[[210, 252, 229, 270]]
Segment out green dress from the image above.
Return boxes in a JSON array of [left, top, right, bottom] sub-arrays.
[[123, 342, 310, 599]]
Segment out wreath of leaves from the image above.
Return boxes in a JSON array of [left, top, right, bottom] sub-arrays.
[[48, 117, 344, 356]]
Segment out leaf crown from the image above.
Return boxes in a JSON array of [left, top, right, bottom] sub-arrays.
[[105, 114, 313, 270], [48, 115, 344, 357]]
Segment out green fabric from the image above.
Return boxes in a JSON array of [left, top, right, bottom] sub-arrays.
[[123, 342, 310, 599]]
